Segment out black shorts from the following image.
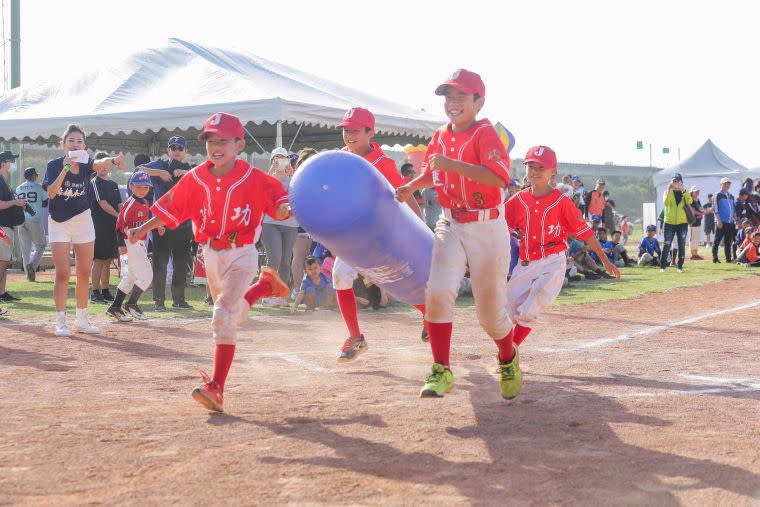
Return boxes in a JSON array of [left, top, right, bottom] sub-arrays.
[[93, 218, 118, 260]]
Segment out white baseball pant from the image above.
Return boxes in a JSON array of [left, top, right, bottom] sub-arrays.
[[118, 240, 153, 294], [332, 256, 360, 291], [204, 244, 259, 345], [426, 207, 510, 340], [506, 252, 566, 328]]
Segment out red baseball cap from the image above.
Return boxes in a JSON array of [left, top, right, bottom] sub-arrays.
[[198, 112, 245, 140], [435, 69, 486, 97], [523, 146, 557, 170], [338, 107, 375, 131]]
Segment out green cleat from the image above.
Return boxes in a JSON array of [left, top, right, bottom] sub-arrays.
[[498, 346, 522, 400], [420, 363, 454, 398]]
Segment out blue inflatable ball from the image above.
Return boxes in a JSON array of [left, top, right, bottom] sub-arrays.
[[289, 150, 433, 306]]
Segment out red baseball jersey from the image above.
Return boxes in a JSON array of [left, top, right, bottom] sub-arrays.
[[505, 188, 593, 262], [422, 119, 510, 209], [151, 160, 288, 246], [0, 228, 6, 239], [116, 196, 151, 240], [343, 142, 403, 189]]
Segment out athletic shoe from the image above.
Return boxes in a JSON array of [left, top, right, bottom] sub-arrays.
[[106, 306, 133, 322], [0, 292, 21, 302], [660, 268, 666, 272], [55, 321, 70, 336], [0, 306, 7, 316], [420, 363, 455, 398], [600, 271, 614, 279], [677, 268, 683, 273], [124, 304, 148, 320], [713, 258, 720, 263], [25, 264, 35, 282], [260, 297, 280, 307], [90, 292, 106, 304], [154, 302, 167, 312], [171, 301, 193, 310], [259, 266, 289, 298], [73, 318, 100, 334], [101, 290, 115, 302], [421, 326, 429, 343], [569, 275, 582, 282], [337, 334, 368, 363], [204, 294, 213, 306], [584, 273, 600, 280], [498, 347, 522, 400], [191, 370, 224, 412]]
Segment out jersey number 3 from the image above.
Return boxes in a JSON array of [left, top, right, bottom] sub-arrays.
[[472, 192, 484, 206]]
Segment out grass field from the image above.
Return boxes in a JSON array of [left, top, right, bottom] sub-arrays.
[[2, 245, 757, 320]]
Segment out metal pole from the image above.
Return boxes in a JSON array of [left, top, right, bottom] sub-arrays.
[[10, 0, 20, 88], [649, 143, 652, 167], [275, 121, 283, 150]]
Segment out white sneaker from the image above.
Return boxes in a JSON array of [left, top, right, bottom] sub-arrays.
[[55, 321, 70, 337], [677, 268, 683, 273], [660, 268, 665, 272], [74, 318, 100, 334], [260, 297, 279, 307]]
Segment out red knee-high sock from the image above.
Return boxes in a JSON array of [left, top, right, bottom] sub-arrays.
[[427, 322, 452, 368], [513, 324, 532, 346], [212, 344, 235, 391], [244, 279, 273, 306], [495, 329, 516, 363], [336, 288, 361, 337]]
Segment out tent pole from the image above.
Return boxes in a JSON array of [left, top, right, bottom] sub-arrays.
[[287, 123, 304, 153], [275, 121, 283, 150], [243, 127, 267, 155]]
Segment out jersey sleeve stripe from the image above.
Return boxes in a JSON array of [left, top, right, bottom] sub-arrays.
[[152, 201, 179, 227]]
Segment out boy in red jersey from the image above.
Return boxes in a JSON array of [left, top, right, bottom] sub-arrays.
[[504, 145, 620, 396], [396, 69, 515, 398], [129, 112, 291, 413], [106, 172, 155, 322], [333, 107, 427, 362]]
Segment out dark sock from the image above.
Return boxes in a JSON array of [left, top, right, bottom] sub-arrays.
[[92, 289, 102, 296], [127, 287, 144, 305], [112, 289, 128, 308]]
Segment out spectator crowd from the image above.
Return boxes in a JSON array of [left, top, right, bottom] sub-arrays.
[[0, 121, 758, 321]]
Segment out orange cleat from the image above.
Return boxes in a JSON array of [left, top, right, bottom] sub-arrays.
[[259, 266, 289, 298], [191, 370, 224, 412]]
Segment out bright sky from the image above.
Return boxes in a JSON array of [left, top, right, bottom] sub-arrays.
[[5, 0, 759, 168]]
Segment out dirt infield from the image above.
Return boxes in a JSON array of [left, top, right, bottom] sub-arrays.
[[2, 277, 759, 506]]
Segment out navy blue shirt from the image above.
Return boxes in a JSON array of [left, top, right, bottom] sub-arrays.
[[43, 157, 95, 222], [141, 158, 192, 229]]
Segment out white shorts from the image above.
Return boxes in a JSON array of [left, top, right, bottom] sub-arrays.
[[48, 209, 96, 244]]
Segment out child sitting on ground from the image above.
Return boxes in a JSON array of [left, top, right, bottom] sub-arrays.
[[593, 227, 615, 265], [736, 230, 760, 267], [567, 233, 610, 279], [610, 230, 634, 267], [638, 224, 661, 266], [291, 256, 336, 313]]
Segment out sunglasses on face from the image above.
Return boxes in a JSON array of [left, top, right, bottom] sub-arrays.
[[170, 145, 185, 151]]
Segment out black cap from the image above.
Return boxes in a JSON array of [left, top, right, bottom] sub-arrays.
[[23, 167, 38, 179], [0, 150, 19, 163], [739, 188, 750, 196]]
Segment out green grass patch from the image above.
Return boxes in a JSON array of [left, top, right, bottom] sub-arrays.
[[3, 245, 757, 320]]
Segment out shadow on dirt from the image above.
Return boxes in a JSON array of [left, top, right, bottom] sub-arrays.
[[230, 370, 760, 504]]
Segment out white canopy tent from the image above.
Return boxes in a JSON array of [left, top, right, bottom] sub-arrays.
[[653, 139, 748, 213], [0, 38, 443, 155]]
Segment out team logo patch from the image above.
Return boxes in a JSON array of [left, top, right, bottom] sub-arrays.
[[451, 69, 462, 80], [487, 149, 505, 161], [137, 211, 144, 219], [534, 147, 546, 157]]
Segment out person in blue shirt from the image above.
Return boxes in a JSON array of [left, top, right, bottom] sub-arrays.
[[135, 136, 194, 311], [291, 256, 335, 312], [638, 224, 662, 266], [43, 124, 126, 337], [15, 167, 48, 281], [712, 177, 736, 263], [593, 227, 615, 264]]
